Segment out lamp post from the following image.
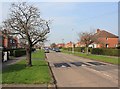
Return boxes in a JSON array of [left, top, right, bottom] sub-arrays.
[[72, 29, 75, 53], [62, 39, 64, 44]]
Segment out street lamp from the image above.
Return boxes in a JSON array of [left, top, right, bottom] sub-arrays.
[[62, 39, 64, 44], [72, 29, 75, 53]]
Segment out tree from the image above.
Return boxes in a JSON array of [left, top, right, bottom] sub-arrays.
[[79, 32, 96, 54], [50, 43, 57, 48], [1, 2, 50, 66]]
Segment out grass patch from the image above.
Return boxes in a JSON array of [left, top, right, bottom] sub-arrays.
[[2, 50, 52, 84], [2, 60, 52, 84], [62, 50, 118, 65], [32, 50, 45, 59]]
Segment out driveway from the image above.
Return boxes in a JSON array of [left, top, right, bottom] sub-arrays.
[[46, 51, 118, 87]]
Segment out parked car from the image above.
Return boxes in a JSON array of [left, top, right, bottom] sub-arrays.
[[44, 49, 49, 53], [52, 48, 56, 51], [55, 48, 61, 52]]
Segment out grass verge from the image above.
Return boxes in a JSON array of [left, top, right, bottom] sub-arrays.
[[2, 50, 52, 84], [32, 49, 45, 59], [62, 50, 118, 65]]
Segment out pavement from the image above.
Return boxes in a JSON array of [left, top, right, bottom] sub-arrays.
[[2, 56, 26, 69], [46, 51, 118, 87]]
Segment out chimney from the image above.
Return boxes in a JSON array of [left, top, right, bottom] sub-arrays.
[[97, 29, 100, 33]]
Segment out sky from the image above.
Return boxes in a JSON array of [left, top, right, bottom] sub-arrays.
[[0, 1, 118, 46]]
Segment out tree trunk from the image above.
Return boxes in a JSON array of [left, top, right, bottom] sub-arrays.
[[26, 46, 32, 67], [86, 47, 89, 55]]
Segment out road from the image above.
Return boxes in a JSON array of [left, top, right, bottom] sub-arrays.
[[46, 51, 118, 87]]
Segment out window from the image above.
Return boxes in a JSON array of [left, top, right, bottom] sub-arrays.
[[10, 39, 13, 43], [13, 40, 15, 43]]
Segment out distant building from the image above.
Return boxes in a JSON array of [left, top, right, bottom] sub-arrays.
[[64, 41, 73, 48], [56, 43, 65, 48], [75, 42, 86, 47]]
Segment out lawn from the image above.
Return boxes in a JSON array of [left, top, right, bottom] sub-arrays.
[[62, 50, 118, 65], [2, 50, 52, 84], [32, 49, 45, 59]]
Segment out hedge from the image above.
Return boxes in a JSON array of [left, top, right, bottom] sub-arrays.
[[3, 48, 25, 56], [13, 49, 26, 57], [63, 47, 119, 56], [91, 48, 103, 55], [91, 48, 119, 56], [63, 47, 91, 53], [13, 48, 36, 57]]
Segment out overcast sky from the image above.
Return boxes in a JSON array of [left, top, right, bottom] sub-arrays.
[[0, 1, 118, 46]]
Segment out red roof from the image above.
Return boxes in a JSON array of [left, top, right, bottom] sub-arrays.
[[94, 29, 118, 38]]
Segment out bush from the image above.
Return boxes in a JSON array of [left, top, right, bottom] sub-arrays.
[[91, 48, 103, 55], [102, 48, 119, 56], [13, 49, 26, 57], [32, 48, 36, 52], [74, 47, 85, 52], [3, 48, 25, 56], [63, 47, 91, 53], [63, 47, 72, 51], [63, 47, 119, 57], [91, 48, 119, 56]]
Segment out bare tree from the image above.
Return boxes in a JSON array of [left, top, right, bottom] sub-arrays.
[[50, 43, 57, 48], [1, 2, 50, 66], [79, 32, 96, 54]]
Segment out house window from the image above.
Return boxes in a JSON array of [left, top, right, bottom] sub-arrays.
[[13, 40, 15, 43], [10, 39, 13, 43]]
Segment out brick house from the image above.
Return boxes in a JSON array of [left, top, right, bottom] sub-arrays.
[[65, 41, 73, 48], [56, 43, 65, 48], [0, 31, 19, 49], [89, 29, 119, 48], [75, 42, 86, 47]]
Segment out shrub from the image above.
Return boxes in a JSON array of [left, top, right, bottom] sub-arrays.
[[32, 48, 36, 52], [91, 48, 119, 56], [13, 49, 26, 57], [74, 47, 86, 52], [102, 48, 119, 56], [63, 47, 72, 51], [91, 48, 103, 55]]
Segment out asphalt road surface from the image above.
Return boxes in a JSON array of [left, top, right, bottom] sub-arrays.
[[46, 51, 118, 87]]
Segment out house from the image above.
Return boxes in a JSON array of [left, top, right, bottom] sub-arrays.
[[89, 29, 119, 48], [0, 31, 19, 49], [56, 43, 65, 48], [75, 42, 86, 47], [64, 41, 73, 48]]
